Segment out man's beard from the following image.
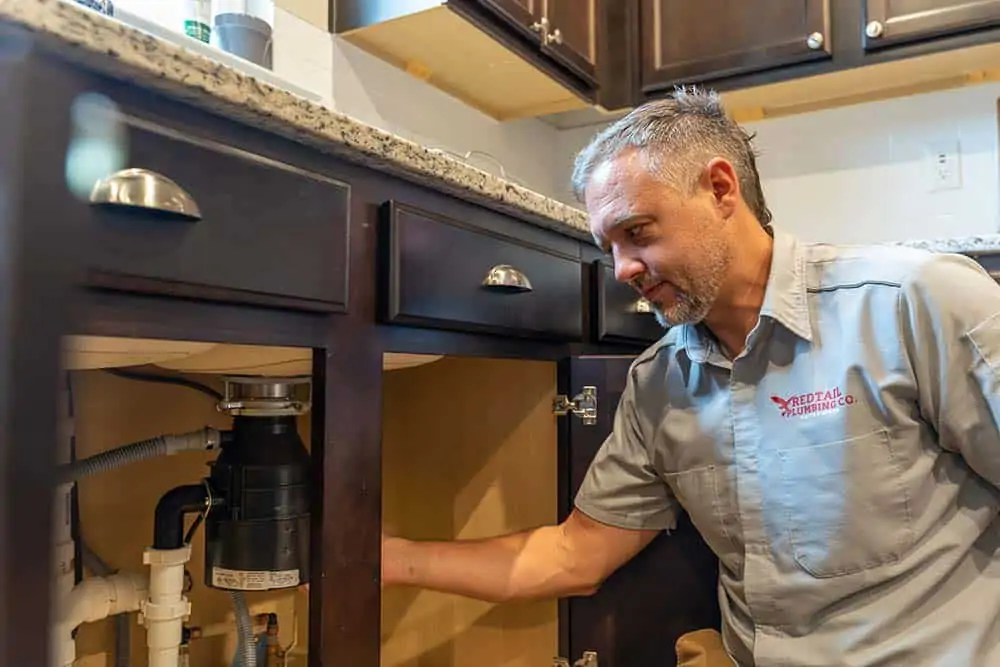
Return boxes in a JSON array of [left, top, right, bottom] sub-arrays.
[[651, 286, 715, 328], [646, 240, 732, 329]]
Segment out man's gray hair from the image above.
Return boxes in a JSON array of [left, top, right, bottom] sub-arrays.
[[571, 87, 772, 228]]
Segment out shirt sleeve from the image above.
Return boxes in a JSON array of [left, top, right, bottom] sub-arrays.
[[573, 361, 679, 532], [898, 251, 1000, 488]]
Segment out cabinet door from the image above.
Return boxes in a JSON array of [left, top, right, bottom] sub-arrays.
[[640, 0, 831, 92], [472, 0, 544, 37], [864, 0, 1000, 50], [540, 0, 599, 85], [557, 356, 721, 667]]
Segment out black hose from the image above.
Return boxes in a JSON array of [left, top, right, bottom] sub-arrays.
[[103, 367, 223, 401], [153, 484, 210, 550]]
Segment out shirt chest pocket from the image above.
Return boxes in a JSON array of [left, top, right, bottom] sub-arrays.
[[663, 464, 742, 571], [776, 428, 916, 578]]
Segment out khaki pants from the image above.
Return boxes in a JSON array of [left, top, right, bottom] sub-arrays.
[[675, 629, 734, 667]]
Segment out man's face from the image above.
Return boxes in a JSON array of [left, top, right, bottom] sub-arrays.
[[585, 150, 734, 328]]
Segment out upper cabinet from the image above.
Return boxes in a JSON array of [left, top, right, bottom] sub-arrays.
[[640, 0, 831, 95], [539, 0, 600, 85], [465, 0, 597, 83], [473, 0, 540, 34], [633, 0, 1000, 123], [331, 0, 617, 121], [331, 0, 1000, 124], [863, 0, 1000, 50]]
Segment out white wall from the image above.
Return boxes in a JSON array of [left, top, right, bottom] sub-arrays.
[[111, 0, 561, 200], [554, 84, 1000, 244], [273, 10, 560, 198]]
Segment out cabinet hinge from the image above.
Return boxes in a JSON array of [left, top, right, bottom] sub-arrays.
[[553, 650, 598, 667], [553, 386, 597, 426]]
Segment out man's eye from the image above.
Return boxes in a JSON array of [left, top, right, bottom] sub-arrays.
[[626, 224, 652, 242]]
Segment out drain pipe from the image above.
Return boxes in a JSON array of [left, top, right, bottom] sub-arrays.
[[52, 571, 149, 667], [141, 483, 214, 667], [81, 542, 132, 667], [142, 544, 193, 667]]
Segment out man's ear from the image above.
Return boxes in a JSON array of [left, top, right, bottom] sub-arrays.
[[700, 157, 739, 219]]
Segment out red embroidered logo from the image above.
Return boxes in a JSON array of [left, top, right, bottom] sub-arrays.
[[770, 387, 856, 418]]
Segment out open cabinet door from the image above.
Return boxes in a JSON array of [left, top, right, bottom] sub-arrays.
[[557, 356, 721, 667]]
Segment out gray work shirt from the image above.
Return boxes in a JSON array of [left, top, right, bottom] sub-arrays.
[[574, 230, 1000, 666]]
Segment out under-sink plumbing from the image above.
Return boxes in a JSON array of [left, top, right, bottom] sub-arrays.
[[52, 371, 312, 667]]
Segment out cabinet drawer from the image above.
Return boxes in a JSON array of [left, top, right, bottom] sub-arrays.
[[84, 113, 350, 312], [593, 261, 664, 345], [378, 201, 584, 340]]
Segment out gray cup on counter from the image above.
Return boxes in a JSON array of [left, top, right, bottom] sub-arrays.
[[213, 12, 273, 70]]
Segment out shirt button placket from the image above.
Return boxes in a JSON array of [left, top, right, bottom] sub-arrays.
[[730, 357, 772, 662]]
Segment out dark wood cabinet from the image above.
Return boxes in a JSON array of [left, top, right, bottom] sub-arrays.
[[640, 0, 831, 92], [592, 261, 664, 346], [460, 0, 634, 108], [83, 110, 350, 313], [377, 200, 586, 341], [631, 0, 1000, 119], [456, 0, 603, 89], [473, 0, 543, 39], [863, 0, 1000, 50], [540, 0, 600, 85], [559, 356, 720, 667]]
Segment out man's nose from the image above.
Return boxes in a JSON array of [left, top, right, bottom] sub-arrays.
[[614, 255, 645, 284]]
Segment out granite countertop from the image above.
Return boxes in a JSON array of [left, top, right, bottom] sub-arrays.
[[886, 234, 1000, 254], [2, 0, 999, 255], [0, 0, 593, 238]]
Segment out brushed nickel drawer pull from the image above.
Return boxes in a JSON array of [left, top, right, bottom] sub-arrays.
[[89, 168, 202, 221], [634, 297, 653, 313], [481, 264, 532, 292]]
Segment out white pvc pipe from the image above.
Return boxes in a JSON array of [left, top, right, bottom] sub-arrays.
[[141, 545, 193, 667], [52, 571, 149, 667]]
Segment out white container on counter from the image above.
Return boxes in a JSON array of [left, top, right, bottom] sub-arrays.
[[211, 0, 274, 70]]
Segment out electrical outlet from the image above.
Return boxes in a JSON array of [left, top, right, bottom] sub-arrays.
[[925, 139, 962, 192]]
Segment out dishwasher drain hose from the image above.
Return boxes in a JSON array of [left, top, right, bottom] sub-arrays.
[[57, 427, 223, 483]]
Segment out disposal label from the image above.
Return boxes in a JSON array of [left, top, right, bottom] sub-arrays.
[[211, 567, 300, 590]]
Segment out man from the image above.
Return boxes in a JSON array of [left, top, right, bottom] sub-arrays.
[[381, 87, 1000, 666]]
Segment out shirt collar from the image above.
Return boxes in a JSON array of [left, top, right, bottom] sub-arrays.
[[680, 323, 719, 364], [760, 229, 813, 342], [676, 228, 813, 362]]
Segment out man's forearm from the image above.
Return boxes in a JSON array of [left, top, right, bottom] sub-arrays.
[[383, 524, 597, 602]]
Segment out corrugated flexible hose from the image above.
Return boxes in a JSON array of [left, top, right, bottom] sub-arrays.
[[231, 591, 258, 667], [58, 428, 219, 483]]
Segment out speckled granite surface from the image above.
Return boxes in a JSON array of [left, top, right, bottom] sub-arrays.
[[889, 234, 1000, 254], [0, 0, 593, 238]]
